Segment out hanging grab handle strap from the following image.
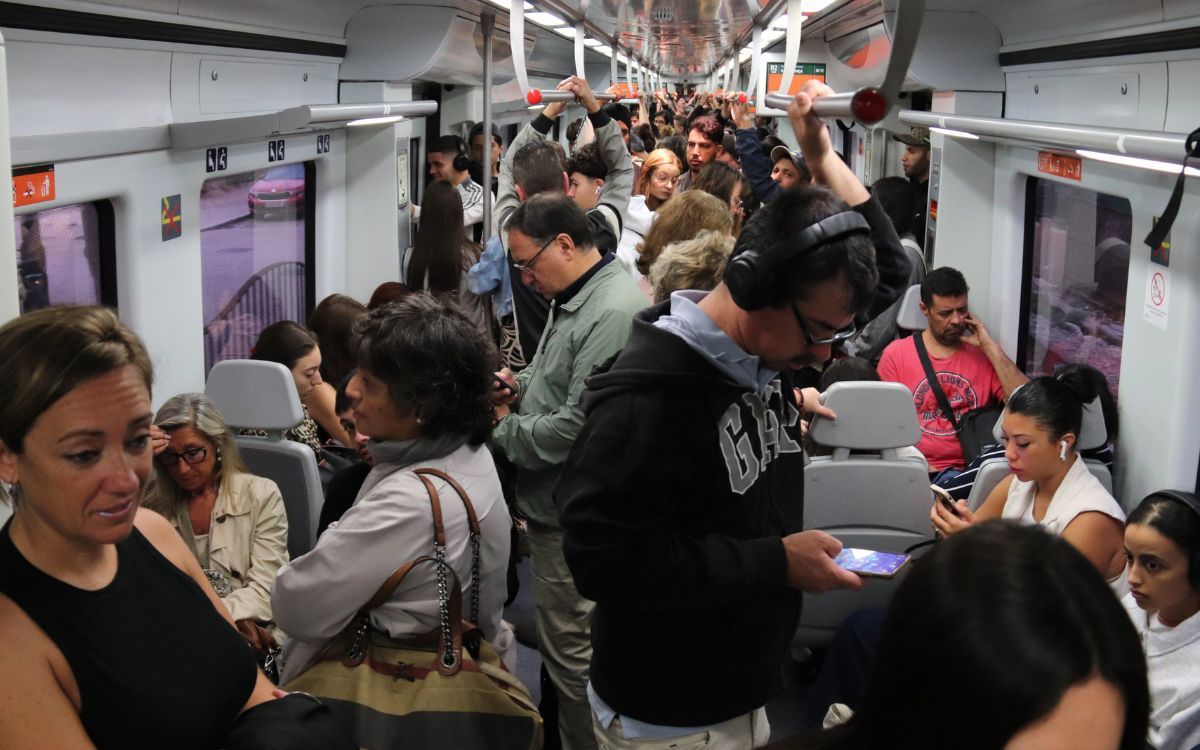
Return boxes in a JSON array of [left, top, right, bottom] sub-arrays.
[[1144, 126, 1200, 251]]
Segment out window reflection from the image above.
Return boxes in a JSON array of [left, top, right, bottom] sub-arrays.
[[201, 164, 310, 375], [1023, 179, 1131, 397], [12, 204, 102, 314]]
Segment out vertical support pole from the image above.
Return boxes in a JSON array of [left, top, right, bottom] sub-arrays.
[[0, 31, 16, 324], [481, 10, 495, 236]]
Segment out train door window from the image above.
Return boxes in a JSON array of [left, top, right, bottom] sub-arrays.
[[1019, 177, 1132, 397], [200, 162, 314, 376], [13, 202, 114, 314]]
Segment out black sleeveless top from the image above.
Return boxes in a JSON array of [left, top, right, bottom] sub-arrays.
[[0, 521, 257, 749]]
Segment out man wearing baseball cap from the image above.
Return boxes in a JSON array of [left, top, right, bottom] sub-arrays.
[[893, 126, 930, 249], [728, 94, 812, 205]]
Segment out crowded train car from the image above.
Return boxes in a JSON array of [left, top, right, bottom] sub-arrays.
[[1, 0, 1199, 748]]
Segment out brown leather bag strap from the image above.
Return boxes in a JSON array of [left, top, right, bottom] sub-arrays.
[[414, 467, 481, 534], [344, 556, 465, 674], [414, 472, 449, 548], [413, 467, 483, 626]]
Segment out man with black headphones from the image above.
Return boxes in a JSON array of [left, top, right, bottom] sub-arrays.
[[557, 81, 912, 749], [413, 134, 486, 236]]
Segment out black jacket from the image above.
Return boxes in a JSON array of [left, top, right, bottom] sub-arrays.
[[556, 194, 909, 726], [558, 308, 802, 726]]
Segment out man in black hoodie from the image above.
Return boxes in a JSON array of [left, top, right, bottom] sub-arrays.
[[557, 82, 911, 747]]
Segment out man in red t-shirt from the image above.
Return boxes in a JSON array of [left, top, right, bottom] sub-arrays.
[[877, 267, 1029, 472]]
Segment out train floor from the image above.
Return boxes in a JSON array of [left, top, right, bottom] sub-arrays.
[[502, 556, 820, 745]]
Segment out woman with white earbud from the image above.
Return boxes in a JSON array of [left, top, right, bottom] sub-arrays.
[[932, 373, 1128, 592]]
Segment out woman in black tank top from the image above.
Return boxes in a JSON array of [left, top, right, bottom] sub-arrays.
[[0, 307, 303, 749]]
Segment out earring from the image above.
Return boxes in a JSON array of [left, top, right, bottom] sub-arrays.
[[215, 447, 222, 465], [3, 480, 20, 504], [1059, 440, 1068, 461]]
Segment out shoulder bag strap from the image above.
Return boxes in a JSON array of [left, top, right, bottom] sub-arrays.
[[348, 555, 465, 676], [413, 468, 482, 628], [913, 333, 958, 431]]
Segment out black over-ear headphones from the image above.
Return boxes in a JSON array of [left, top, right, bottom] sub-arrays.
[[724, 210, 872, 310], [1144, 489, 1200, 588], [451, 135, 471, 173]]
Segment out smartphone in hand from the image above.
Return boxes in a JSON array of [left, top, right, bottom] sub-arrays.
[[834, 548, 911, 579], [931, 485, 960, 517]]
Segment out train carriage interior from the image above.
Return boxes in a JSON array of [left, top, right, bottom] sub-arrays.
[[2, 0, 1200, 746]]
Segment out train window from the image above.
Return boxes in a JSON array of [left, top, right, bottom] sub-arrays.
[[201, 162, 315, 375], [12, 203, 113, 314], [1019, 177, 1132, 397]]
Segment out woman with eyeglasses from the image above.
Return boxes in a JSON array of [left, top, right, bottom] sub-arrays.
[[145, 393, 289, 642], [617, 148, 682, 294], [692, 160, 751, 236]]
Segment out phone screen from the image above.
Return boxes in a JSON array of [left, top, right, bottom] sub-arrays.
[[834, 548, 911, 578]]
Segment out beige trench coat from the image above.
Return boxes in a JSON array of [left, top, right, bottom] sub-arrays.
[[167, 472, 289, 624]]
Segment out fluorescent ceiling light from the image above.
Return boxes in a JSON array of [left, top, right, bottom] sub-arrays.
[[552, 25, 574, 38], [1076, 149, 1200, 177], [526, 11, 565, 26], [771, 14, 789, 29], [583, 38, 601, 47], [738, 48, 752, 63], [595, 44, 612, 56], [348, 115, 405, 127], [527, 104, 545, 110], [800, 0, 837, 12], [763, 28, 785, 45], [930, 126, 979, 140], [483, 0, 534, 9]]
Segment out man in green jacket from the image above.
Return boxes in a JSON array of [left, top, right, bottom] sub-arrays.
[[491, 193, 646, 750]]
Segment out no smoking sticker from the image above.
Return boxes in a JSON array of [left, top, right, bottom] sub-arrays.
[[1143, 267, 1169, 330]]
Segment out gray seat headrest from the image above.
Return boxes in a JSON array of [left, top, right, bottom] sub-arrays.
[[990, 396, 1108, 450], [896, 285, 927, 331], [205, 360, 303, 431], [809, 381, 920, 450]]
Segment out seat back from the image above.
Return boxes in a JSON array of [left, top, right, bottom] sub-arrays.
[[895, 284, 927, 331], [205, 359, 323, 558], [797, 382, 935, 647], [967, 396, 1113, 510]]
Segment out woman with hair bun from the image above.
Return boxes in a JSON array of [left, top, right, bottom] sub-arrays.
[[1123, 491, 1200, 749], [932, 371, 1127, 588]]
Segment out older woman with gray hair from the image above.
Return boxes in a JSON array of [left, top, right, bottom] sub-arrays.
[[648, 229, 736, 303], [272, 293, 515, 682], [146, 393, 289, 632]]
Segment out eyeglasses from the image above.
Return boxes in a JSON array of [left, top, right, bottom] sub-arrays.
[[158, 446, 208, 467], [791, 304, 859, 346], [651, 171, 678, 187], [509, 235, 557, 273]]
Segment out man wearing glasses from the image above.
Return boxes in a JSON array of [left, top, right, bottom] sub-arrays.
[[490, 193, 646, 750], [556, 82, 912, 749]]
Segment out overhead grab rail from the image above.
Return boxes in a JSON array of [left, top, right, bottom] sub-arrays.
[[737, 0, 925, 125], [899, 109, 1199, 167]]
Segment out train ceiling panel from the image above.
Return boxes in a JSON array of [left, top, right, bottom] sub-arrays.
[[564, 0, 769, 76]]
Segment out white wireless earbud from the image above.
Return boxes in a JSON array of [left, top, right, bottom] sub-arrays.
[[1059, 440, 1068, 461]]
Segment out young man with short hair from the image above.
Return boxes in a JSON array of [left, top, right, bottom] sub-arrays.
[[414, 134, 485, 234], [673, 115, 724, 195]]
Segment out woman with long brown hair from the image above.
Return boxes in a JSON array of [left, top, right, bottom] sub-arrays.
[[405, 179, 490, 337]]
